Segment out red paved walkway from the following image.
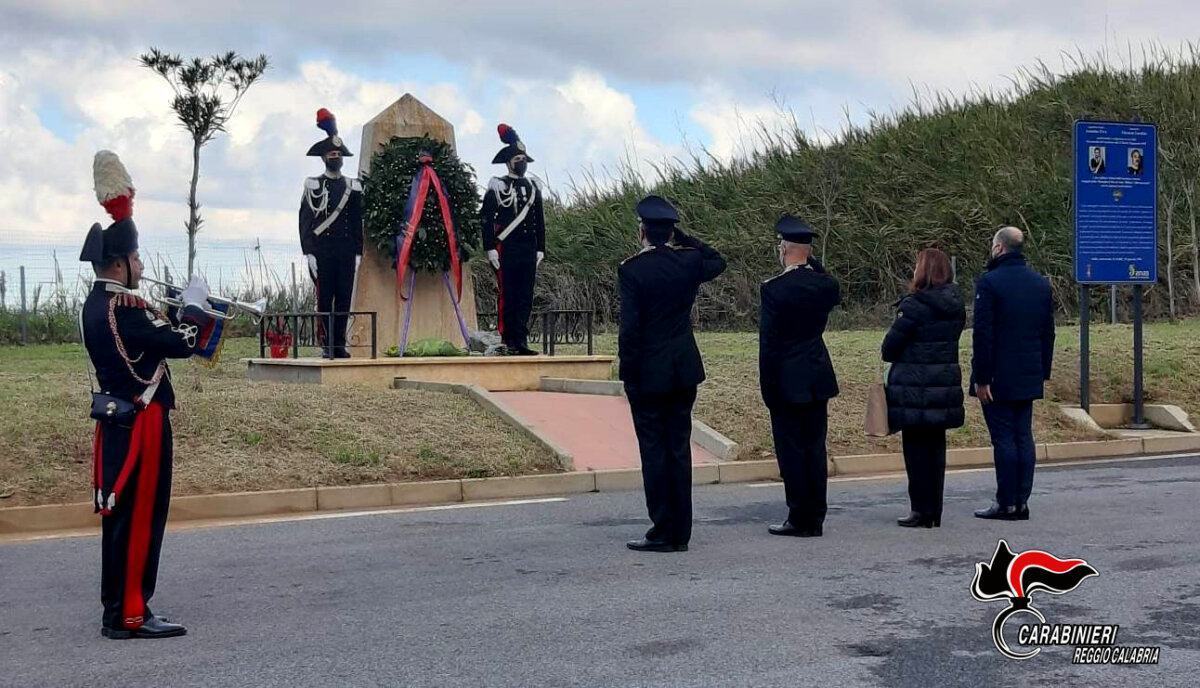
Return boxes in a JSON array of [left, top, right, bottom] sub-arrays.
[[494, 392, 719, 471]]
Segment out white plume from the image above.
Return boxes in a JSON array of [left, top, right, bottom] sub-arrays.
[[93, 150, 134, 203]]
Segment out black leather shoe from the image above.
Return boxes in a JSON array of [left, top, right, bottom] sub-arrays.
[[512, 346, 539, 356], [768, 521, 822, 537], [897, 512, 940, 528], [1015, 503, 1030, 520], [334, 348, 352, 359], [974, 503, 1021, 520], [102, 616, 187, 640], [626, 538, 687, 552]]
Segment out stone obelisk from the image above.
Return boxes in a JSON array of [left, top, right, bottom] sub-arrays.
[[347, 94, 479, 355]]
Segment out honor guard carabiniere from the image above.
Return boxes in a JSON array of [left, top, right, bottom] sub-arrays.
[[480, 123, 546, 356], [299, 108, 364, 358]]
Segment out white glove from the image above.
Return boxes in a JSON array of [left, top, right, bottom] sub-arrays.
[[487, 249, 500, 270], [306, 255, 318, 279], [179, 275, 210, 311], [536, 251, 544, 267]]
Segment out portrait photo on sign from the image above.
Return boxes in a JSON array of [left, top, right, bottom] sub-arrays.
[[1127, 148, 1144, 175], [1088, 145, 1106, 174]]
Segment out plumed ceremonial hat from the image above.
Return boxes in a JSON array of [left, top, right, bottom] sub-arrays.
[[80, 150, 138, 263], [492, 123, 533, 164], [775, 214, 817, 244], [635, 195, 680, 225], [306, 108, 353, 157]]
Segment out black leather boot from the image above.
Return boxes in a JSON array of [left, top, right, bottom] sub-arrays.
[[626, 538, 688, 552], [102, 616, 187, 640]]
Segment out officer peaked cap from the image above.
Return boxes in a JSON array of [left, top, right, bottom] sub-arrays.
[[775, 214, 817, 244], [636, 195, 679, 224]]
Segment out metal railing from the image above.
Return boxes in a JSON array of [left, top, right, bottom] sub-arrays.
[[258, 311, 378, 359], [476, 310, 594, 355]]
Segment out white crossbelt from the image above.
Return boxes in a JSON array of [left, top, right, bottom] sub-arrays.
[[312, 184, 352, 237], [496, 192, 536, 243]]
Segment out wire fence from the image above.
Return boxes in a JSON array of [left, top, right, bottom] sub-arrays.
[[0, 237, 316, 344]]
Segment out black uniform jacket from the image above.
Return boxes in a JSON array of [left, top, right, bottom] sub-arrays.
[[618, 232, 726, 396], [81, 280, 199, 411], [480, 175, 546, 252], [298, 175, 363, 257], [758, 261, 841, 408]]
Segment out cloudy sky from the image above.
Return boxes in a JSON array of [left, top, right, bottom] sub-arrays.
[[2, 1, 1198, 289]]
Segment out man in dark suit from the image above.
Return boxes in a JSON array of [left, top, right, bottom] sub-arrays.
[[619, 195, 726, 552], [759, 215, 841, 537], [971, 226, 1055, 520]]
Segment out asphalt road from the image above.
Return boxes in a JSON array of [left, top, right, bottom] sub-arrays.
[[2, 455, 1198, 688]]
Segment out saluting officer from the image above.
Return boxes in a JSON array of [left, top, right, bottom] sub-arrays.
[[759, 215, 841, 538], [480, 123, 545, 355], [80, 151, 209, 639], [619, 195, 726, 552], [299, 108, 363, 358]]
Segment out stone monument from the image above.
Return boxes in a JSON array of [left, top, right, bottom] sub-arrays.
[[347, 94, 479, 355]]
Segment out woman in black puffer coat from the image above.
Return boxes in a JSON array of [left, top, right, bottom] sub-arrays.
[[881, 248, 966, 528]]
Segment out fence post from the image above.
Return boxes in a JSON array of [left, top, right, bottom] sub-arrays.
[[19, 265, 27, 346], [291, 263, 297, 310]]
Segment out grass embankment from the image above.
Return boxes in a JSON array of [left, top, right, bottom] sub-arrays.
[[2, 320, 1197, 507], [0, 338, 558, 507], [532, 48, 1200, 326]]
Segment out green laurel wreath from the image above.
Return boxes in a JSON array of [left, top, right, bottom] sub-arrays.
[[361, 136, 481, 272]]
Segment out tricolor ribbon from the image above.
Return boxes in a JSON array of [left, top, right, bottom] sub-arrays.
[[394, 155, 463, 302]]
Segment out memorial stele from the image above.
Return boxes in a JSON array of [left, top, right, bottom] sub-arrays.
[[347, 94, 480, 355]]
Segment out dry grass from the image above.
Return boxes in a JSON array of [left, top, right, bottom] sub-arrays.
[[588, 320, 1200, 459], [3, 320, 1197, 507], [0, 338, 558, 507]]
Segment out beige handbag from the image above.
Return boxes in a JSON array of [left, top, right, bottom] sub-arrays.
[[864, 364, 891, 437]]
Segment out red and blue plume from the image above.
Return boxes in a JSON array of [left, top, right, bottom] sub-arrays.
[[316, 108, 338, 137], [497, 123, 519, 145]]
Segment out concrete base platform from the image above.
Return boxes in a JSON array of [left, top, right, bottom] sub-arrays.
[[245, 355, 615, 391]]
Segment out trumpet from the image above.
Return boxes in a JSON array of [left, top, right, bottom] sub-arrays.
[[141, 277, 268, 322]]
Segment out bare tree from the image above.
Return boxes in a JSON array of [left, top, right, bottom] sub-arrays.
[[140, 49, 269, 278], [1165, 187, 1180, 319]]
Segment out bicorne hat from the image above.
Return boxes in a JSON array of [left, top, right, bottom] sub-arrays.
[[79, 150, 138, 263], [491, 123, 533, 164], [306, 108, 353, 157]]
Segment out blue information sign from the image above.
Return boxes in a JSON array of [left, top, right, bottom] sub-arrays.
[[1073, 120, 1157, 284]]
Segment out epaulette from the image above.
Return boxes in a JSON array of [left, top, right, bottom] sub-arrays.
[[304, 177, 321, 190], [349, 178, 362, 192], [488, 176, 509, 194], [621, 246, 656, 265], [112, 293, 150, 309]]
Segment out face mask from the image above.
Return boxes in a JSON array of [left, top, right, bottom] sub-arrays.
[[325, 156, 344, 173], [510, 160, 528, 176]]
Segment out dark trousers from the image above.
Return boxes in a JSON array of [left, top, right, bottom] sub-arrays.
[[768, 400, 829, 527], [982, 399, 1036, 507], [628, 387, 697, 545], [315, 249, 356, 354], [496, 240, 537, 350], [101, 414, 173, 629], [901, 427, 947, 517]]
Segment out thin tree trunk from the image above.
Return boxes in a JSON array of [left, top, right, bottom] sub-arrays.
[[187, 138, 201, 279], [1187, 185, 1199, 306], [1166, 194, 1176, 320]]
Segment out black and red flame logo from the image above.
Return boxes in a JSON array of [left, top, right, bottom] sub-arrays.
[[971, 539, 1098, 659]]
